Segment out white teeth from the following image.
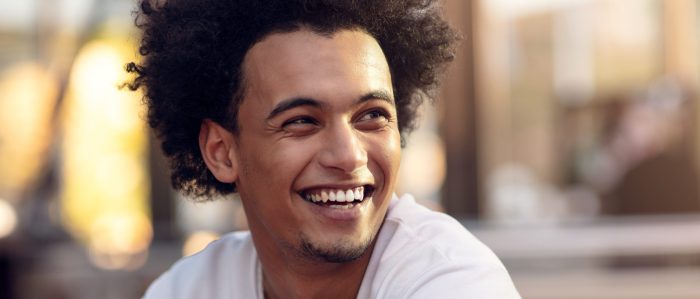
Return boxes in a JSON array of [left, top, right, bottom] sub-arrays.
[[345, 190, 354, 202], [329, 204, 352, 209], [336, 190, 345, 202], [304, 187, 370, 204]]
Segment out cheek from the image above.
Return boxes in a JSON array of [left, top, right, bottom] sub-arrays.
[[387, 135, 402, 175], [237, 142, 314, 220], [369, 131, 402, 179], [242, 138, 316, 187]]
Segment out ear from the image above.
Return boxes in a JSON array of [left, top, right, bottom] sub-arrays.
[[199, 119, 239, 183]]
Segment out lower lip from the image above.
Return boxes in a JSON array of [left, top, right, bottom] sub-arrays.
[[305, 197, 371, 221]]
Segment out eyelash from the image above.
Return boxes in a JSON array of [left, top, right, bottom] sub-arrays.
[[358, 108, 391, 121], [282, 116, 317, 127], [280, 108, 392, 130]]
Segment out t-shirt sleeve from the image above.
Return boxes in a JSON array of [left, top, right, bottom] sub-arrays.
[[402, 261, 521, 299], [139, 232, 258, 299], [142, 270, 174, 299]]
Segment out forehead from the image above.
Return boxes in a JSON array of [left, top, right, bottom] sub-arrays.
[[240, 28, 392, 107]]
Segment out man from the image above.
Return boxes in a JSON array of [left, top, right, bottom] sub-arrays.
[[128, 0, 520, 298]]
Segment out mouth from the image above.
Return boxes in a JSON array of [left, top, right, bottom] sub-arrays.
[[299, 185, 375, 209]]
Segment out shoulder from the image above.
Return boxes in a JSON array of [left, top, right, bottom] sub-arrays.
[[142, 231, 257, 299], [382, 194, 497, 263], [366, 194, 520, 298]]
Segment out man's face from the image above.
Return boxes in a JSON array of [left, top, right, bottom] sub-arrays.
[[233, 28, 401, 262]]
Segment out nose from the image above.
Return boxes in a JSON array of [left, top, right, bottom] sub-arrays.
[[318, 122, 368, 174]]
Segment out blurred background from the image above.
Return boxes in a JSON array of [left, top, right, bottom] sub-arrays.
[[0, 0, 698, 298]]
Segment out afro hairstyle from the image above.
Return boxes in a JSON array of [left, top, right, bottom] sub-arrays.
[[126, 0, 458, 198]]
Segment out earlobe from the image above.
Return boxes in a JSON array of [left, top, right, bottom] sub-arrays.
[[199, 119, 239, 183]]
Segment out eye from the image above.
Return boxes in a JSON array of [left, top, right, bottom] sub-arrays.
[[355, 108, 392, 131], [283, 116, 317, 127], [358, 109, 389, 122], [280, 116, 319, 136]]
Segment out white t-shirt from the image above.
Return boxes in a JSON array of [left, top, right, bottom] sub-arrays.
[[143, 194, 521, 298]]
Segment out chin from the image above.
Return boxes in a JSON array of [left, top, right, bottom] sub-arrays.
[[299, 233, 373, 263]]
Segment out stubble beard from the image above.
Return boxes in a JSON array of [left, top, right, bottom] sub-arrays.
[[299, 233, 374, 263]]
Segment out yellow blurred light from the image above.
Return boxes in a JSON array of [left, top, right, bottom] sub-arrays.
[[89, 246, 149, 271], [0, 63, 58, 193], [61, 35, 152, 271], [68, 42, 142, 133], [89, 212, 153, 255], [0, 198, 18, 238], [183, 231, 221, 257], [87, 211, 152, 271]]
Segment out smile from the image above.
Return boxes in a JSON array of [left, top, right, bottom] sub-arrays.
[[300, 185, 375, 209]]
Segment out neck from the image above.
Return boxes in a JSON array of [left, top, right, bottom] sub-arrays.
[[256, 239, 375, 299]]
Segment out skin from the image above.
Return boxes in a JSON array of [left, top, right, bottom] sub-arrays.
[[199, 28, 402, 299]]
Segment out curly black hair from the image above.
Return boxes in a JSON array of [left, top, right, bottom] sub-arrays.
[[126, 0, 458, 198]]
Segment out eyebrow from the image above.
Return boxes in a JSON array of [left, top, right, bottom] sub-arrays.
[[266, 98, 321, 120], [266, 90, 394, 120], [359, 90, 394, 106]]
